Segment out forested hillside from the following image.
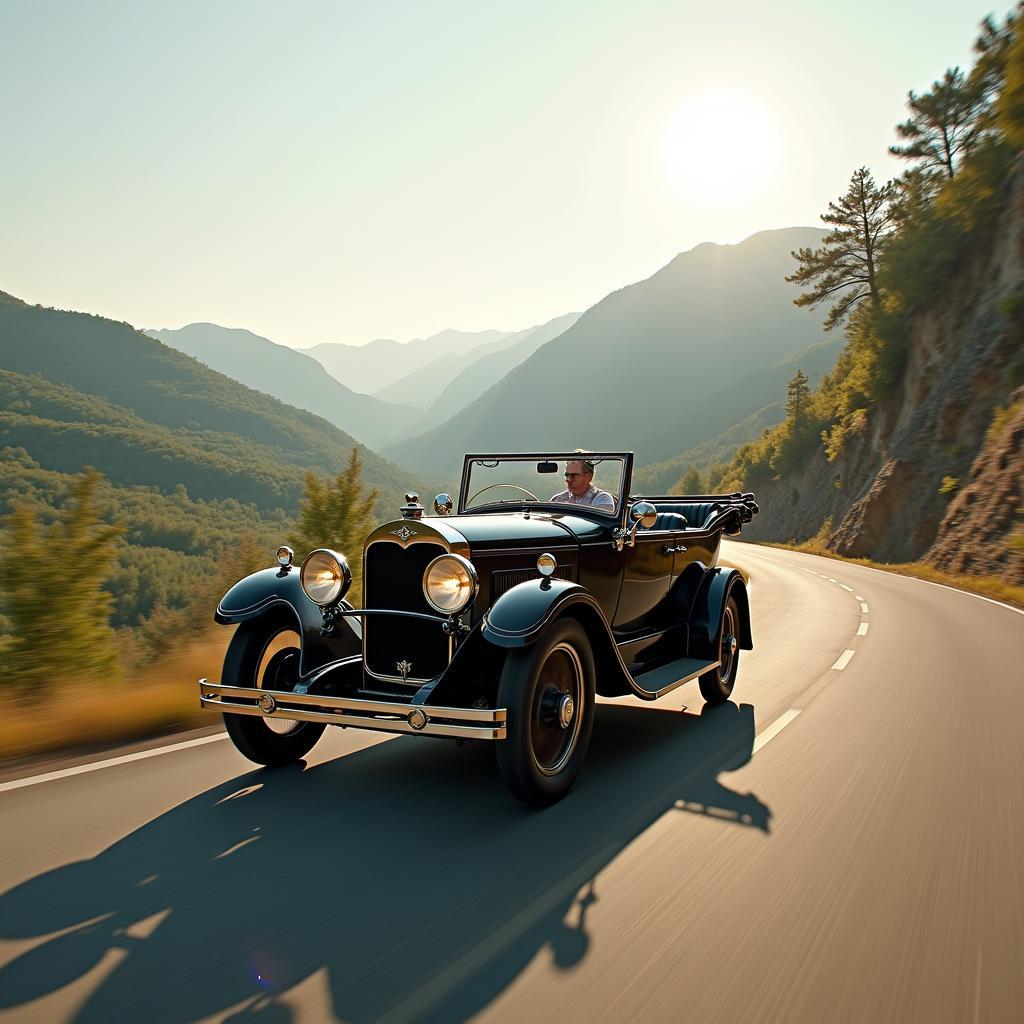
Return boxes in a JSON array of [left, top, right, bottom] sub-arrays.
[[0, 294, 422, 627], [0, 295, 416, 501], [146, 323, 422, 449], [714, 9, 1024, 583]]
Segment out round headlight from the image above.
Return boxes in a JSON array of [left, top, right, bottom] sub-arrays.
[[536, 552, 557, 577], [422, 554, 478, 615], [300, 548, 351, 607], [276, 545, 294, 567]]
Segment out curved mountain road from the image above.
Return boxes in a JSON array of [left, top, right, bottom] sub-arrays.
[[1, 542, 1022, 1023]]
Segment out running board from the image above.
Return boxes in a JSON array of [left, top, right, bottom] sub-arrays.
[[630, 657, 718, 700]]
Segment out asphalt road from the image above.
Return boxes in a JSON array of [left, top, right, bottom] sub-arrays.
[[2, 542, 1023, 1024]]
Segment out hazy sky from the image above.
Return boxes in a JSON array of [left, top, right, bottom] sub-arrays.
[[0, 0, 999, 347]]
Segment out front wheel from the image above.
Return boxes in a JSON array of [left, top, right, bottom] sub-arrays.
[[698, 594, 741, 705], [221, 616, 326, 766], [495, 618, 596, 806]]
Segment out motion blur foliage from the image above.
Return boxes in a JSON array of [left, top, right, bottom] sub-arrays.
[[0, 469, 122, 693], [289, 447, 378, 603]]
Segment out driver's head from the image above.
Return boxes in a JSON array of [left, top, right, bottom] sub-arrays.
[[564, 458, 594, 498]]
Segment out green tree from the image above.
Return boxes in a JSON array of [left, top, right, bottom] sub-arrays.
[[289, 448, 378, 594], [0, 469, 122, 692], [889, 67, 988, 179], [785, 369, 811, 424], [787, 167, 897, 331], [674, 466, 706, 496]]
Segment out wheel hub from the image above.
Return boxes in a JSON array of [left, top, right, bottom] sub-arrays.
[[557, 694, 574, 729]]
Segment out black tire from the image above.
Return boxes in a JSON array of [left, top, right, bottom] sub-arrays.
[[221, 616, 326, 766], [698, 594, 741, 705], [495, 618, 596, 806]]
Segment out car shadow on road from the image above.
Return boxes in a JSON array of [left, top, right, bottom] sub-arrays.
[[0, 700, 770, 1023]]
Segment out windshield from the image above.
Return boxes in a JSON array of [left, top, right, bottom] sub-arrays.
[[462, 455, 625, 516]]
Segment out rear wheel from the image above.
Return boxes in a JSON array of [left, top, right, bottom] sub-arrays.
[[222, 617, 326, 765], [698, 594, 741, 705], [495, 619, 596, 806]]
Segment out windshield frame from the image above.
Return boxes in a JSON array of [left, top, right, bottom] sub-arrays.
[[457, 451, 634, 524]]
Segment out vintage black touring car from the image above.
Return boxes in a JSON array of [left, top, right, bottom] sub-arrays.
[[199, 452, 758, 804]]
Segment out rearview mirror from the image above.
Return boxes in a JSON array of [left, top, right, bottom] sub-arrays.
[[536, 461, 559, 474]]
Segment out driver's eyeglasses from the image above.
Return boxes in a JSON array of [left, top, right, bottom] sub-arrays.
[[564, 472, 585, 479]]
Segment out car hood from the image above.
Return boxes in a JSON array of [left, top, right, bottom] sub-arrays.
[[426, 511, 611, 550]]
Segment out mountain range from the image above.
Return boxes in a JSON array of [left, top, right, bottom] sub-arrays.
[[0, 292, 419, 511], [145, 323, 420, 450], [383, 227, 830, 475]]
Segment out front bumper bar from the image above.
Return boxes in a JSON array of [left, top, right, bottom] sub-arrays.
[[198, 679, 507, 741]]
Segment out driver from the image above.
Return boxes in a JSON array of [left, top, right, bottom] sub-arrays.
[[550, 457, 615, 511]]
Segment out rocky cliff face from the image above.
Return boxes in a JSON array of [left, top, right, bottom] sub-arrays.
[[744, 166, 1024, 583]]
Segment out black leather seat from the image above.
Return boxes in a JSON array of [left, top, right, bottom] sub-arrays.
[[647, 511, 689, 532], [652, 502, 722, 529]]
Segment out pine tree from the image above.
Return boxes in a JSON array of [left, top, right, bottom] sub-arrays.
[[785, 369, 811, 424], [289, 448, 378, 596], [0, 469, 123, 692], [787, 167, 897, 331], [889, 67, 988, 179]]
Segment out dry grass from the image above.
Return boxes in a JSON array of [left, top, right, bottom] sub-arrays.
[[764, 540, 1024, 610], [0, 632, 232, 763]]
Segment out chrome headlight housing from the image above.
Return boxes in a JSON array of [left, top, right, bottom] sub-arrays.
[[422, 553, 478, 615], [300, 548, 352, 606]]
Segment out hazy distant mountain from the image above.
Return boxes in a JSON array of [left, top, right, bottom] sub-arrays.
[[417, 312, 582, 427], [307, 327, 517, 396], [383, 228, 831, 475], [0, 294, 419, 510], [146, 323, 420, 449], [376, 312, 581, 412]]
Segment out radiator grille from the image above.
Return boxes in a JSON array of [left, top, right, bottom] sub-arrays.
[[364, 541, 449, 682]]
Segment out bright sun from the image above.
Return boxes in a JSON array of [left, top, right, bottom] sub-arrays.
[[665, 91, 780, 205]]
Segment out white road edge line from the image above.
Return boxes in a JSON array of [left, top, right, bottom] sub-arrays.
[[0, 733, 229, 794], [840, 584, 854, 592], [857, 622, 870, 636], [832, 649, 856, 671], [749, 545, 1024, 617], [753, 708, 802, 753]]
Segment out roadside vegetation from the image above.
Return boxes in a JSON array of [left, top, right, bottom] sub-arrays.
[[0, 453, 378, 762]]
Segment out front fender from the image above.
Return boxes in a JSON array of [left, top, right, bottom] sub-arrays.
[[481, 578, 592, 647], [688, 568, 752, 660], [215, 565, 361, 675], [481, 578, 634, 698]]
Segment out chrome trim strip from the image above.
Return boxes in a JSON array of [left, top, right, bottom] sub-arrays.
[[199, 679, 506, 740]]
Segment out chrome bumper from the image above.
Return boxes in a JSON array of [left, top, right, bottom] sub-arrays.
[[198, 679, 506, 741]]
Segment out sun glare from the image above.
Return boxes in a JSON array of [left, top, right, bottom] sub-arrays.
[[665, 92, 780, 205]]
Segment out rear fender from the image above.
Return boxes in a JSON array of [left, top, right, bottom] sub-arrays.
[[216, 565, 361, 675], [481, 579, 633, 698], [688, 568, 752, 660]]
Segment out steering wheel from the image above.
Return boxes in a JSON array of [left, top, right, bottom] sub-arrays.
[[467, 483, 541, 505]]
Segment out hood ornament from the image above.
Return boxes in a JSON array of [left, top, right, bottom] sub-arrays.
[[392, 525, 415, 542], [396, 660, 413, 681]]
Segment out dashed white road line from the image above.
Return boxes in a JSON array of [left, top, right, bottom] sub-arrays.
[[839, 584, 854, 592], [857, 622, 870, 636], [831, 649, 856, 671], [859, 602, 870, 614], [0, 733, 228, 794], [753, 708, 802, 753]]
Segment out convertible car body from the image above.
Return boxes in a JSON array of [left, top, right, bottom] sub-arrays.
[[199, 452, 758, 804]]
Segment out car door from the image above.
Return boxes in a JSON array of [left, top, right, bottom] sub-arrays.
[[612, 522, 677, 633]]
